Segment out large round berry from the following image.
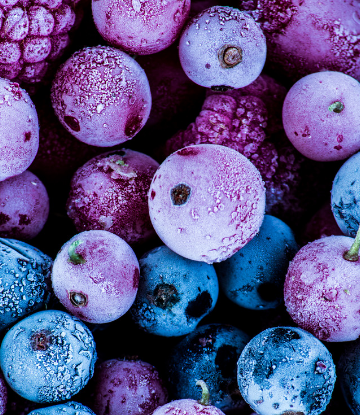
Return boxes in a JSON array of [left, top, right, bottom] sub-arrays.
[[51, 45, 152, 147], [28, 401, 96, 415], [0, 78, 38, 181], [178, 6, 266, 90], [0, 309, 97, 403], [148, 144, 266, 263], [92, 0, 190, 55]]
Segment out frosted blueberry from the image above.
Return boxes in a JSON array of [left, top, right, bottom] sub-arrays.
[[0, 309, 97, 403], [28, 401, 96, 415]]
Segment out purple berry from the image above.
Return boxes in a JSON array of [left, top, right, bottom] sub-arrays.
[[50, 45, 152, 147], [178, 6, 266, 90], [51, 230, 140, 324], [66, 149, 159, 247], [92, 0, 190, 55], [148, 144, 266, 263]]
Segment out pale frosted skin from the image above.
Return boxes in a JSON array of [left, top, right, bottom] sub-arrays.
[[284, 235, 360, 342], [152, 398, 226, 415], [282, 71, 360, 161], [148, 144, 266, 263]]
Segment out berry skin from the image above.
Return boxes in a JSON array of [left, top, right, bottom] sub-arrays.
[[0, 170, 49, 240], [0, 78, 38, 181], [0, 309, 97, 403], [92, 0, 190, 55], [51, 45, 152, 147], [178, 6, 266, 90], [28, 401, 96, 415], [148, 143, 266, 264], [51, 230, 140, 324]]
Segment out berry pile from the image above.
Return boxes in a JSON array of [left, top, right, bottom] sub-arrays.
[[0, 0, 359, 415]]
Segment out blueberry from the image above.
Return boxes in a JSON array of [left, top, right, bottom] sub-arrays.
[[28, 401, 96, 415]]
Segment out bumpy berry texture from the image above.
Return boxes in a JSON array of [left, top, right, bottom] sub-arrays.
[[86, 359, 168, 415], [0, 78, 38, 181], [166, 323, 250, 412], [282, 71, 360, 161], [178, 6, 267, 90], [148, 144, 266, 263], [331, 151, 360, 237], [50, 45, 152, 147], [51, 230, 140, 324], [215, 214, 299, 310], [92, 0, 190, 55], [130, 245, 219, 337], [284, 235, 360, 342], [239, 0, 360, 83], [66, 149, 159, 247], [0, 0, 83, 91], [0, 238, 52, 332], [237, 326, 336, 415], [0, 170, 49, 240], [28, 401, 96, 415], [0, 309, 97, 403]]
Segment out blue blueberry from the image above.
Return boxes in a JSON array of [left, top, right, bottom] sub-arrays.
[[0, 238, 53, 331], [28, 401, 96, 415], [237, 326, 336, 415], [331, 151, 360, 237], [215, 215, 298, 310], [130, 245, 219, 337], [0, 309, 97, 403], [166, 323, 250, 412]]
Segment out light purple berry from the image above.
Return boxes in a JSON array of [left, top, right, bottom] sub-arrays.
[[148, 144, 266, 264]]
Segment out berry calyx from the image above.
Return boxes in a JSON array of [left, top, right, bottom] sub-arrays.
[[68, 240, 86, 265], [219, 45, 242, 68], [328, 101, 344, 113], [170, 183, 191, 206], [69, 291, 88, 307]]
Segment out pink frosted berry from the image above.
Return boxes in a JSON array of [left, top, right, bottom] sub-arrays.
[[0, 78, 39, 181], [87, 359, 168, 415], [51, 45, 152, 147], [148, 144, 266, 264], [51, 230, 140, 324], [0, 170, 49, 240], [66, 149, 159, 247], [92, 0, 190, 55]]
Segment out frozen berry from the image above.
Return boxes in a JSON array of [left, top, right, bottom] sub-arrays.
[[28, 402, 96, 415], [148, 144, 266, 263], [51, 45, 152, 147], [51, 230, 140, 324], [178, 6, 266, 90], [92, 0, 190, 55]]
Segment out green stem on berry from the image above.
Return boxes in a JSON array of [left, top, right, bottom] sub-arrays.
[[196, 380, 210, 406], [68, 240, 86, 265], [343, 226, 360, 261], [328, 101, 344, 113]]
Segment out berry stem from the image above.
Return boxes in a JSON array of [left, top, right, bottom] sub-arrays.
[[196, 380, 210, 405], [68, 240, 86, 265], [343, 226, 360, 261]]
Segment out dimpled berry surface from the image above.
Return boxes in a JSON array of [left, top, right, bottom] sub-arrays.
[[66, 149, 159, 246], [51, 230, 140, 324], [237, 326, 336, 415], [130, 245, 219, 336], [331, 150, 360, 237], [50, 45, 151, 146], [0, 170, 49, 240], [92, 0, 190, 55], [87, 359, 168, 415], [282, 71, 360, 161], [151, 397, 226, 415], [284, 235, 360, 342], [0, 238, 52, 332], [28, 401, 96, 415], [148, 144, 266, 263], [0, 309, 97, 403], [0, 78, 38, 181], [178, 6, 267, 89], [215, 214, 299, 310]]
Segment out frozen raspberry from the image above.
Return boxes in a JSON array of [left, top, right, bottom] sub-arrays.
[[0, 170, 49, 240], [178, 6, 267, 90], [92, 0, 190, 55], [0, 0, 84, 91], [66, 149, 159, 247], [238, 0, 360, 83], [0, 78, 39, 181], [51, 45, 152, 147], [148, 144, 266, 264]]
